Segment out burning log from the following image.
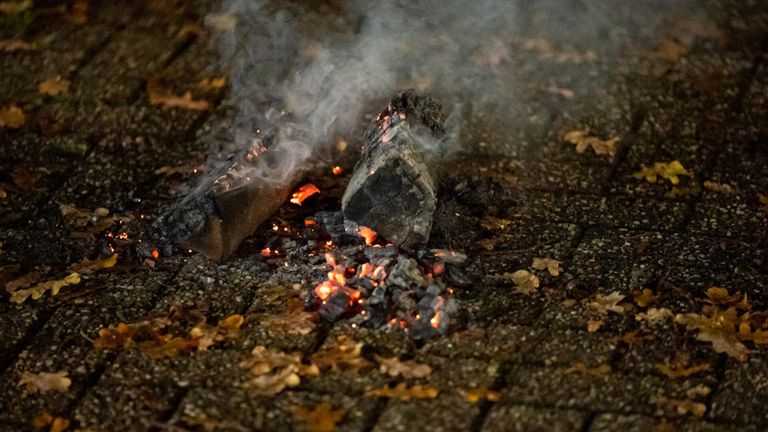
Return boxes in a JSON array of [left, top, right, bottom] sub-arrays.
[[342, 89, 447, 251], [153, 140, 300, 260]]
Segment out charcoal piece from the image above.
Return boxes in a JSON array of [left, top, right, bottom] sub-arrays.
[[319, 290, 352, 321], [153, 143, 300, 260], [387, 255, 429, 290], [342, 89, 448, 251]]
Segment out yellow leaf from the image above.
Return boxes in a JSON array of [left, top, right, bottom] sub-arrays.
[[507, 270, 539, 295], [93, 323, 136, 350], [702, 181, 734, 194], [11, 272, 81, 303], [39, 76, 70, 96], [634, 288, 657, 308], [563, 130, 618, 159], [459, 385, 501, 403], [0, 104, 26, 128], [198, 76, 227, 91], [18, 371, 71, 394], [288, 403, 344, 432], [70, 253, 117, 274], [365, 382, 439, 400], [633, 160, 692, 185], [588, 291, 626, 315]]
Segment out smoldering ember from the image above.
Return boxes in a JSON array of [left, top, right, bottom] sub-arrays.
[[2, 1, 768, 431]]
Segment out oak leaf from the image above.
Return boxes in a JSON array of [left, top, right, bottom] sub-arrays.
[[649, 395, 705, 417], [702, 181, 734, 194], [507, 270, 540, 295], [564, 130, 618, 159], [258, 299, 316, 335], [69, 253, 117, 274], [39, 76, 70, 96], [33, 412, 70, 432], [635, 307, 674, 323], [93, 323, 136, 350], [365, 383, 439, 400], [10, 272, 81, 303], [633, 161, 692, 185], [479, 216, 512, 231], [588, 291, 626, 315], [634, 288, 658, 308], [18, 371, 71, 394], [310, 335, 372, 372], [375, 355, 432, 379], [531, 257, 562, 277], [288, 403, 344, 432], [240, 346, 319, 396], [656, 363, 710, 379], [0, 104, 26, 128]]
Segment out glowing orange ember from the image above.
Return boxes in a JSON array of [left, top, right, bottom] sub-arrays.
[[332, 166, 343, 175], [290, 183, 320, 205], [304, 218, 316, 226], [430, 311, 442, 329], [261, 247, 272, 257], [358, 226, 378, 245], [151, 249, 159, 259], [315, 281, 337, 300]]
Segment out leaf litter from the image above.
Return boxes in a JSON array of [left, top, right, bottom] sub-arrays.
[[633, 160, 692, 185], [18, 371, 71, 394], [288, 403, 345, 432]]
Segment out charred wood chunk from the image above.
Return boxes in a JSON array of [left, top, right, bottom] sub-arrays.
[[153, 144, 298, 260], [342, 90, 447, 251]]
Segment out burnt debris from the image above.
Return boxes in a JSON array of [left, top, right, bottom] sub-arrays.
[[342, 89, 448, 251], [153, 138, 301, 261]]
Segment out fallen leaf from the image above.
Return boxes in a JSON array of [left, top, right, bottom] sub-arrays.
[[649, 395, 706, 417], [479, 216, 512, 231], [18, 371, 71, 394], [704, 287, 745, 306], [636, 307, 674, 323], [459, 385, 501, 403], [198, 76, 227, 91], [50, 417, 70, 432], [288, 403, 344, 432], [651, 418, 677, 432], [310, 335, 372, 372], [147, 79, 209, 111], [634, 288, 658, 308], [531, 257, 562, 277], [375, 355, 432, 379], [759, 194, 768, 215], [633, 161, 692, 185], [189, 314, 244, 351], [240, 346, 319, 396], [39, 76, 70, 96], [258, 298, 316, 335], [0, 39, 36, 52], [10, 272, 81, 303], [0, 104, 26, 128], [564, 362, 611, 377], [588, 291, 626, 315], [614, 331, 654, 345], [4, 267, 49, 293], [508, 270, 540, 295], [0, 0, 31, 14], [675, 309, 749, 362], [587, 320, 604, 332], [32, 412, 70, 432], [563, 130, 619, 159], [365, 383, 439, 400], [702, 181, 734, 194], [69, 253, 117, 274], [93, 323, 136, 350], [656, 363, 710, 379]]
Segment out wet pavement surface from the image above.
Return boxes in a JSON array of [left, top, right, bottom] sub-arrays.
[[1, 1, 768, 431]]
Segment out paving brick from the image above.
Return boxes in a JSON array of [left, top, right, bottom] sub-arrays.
[[482, 405, 588, 432], [709, 356, 768, 425]]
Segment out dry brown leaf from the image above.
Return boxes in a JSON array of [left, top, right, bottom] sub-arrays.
[[365, 382, 439, 400], [0, 104, 26, 128], [459, 385, 501, 403], [288, 403, 344, 432], [148, 79, 209, 111], [10, 272, 81, 303], [508, 270, 540, 295], [636, 307, 674, 323], [702, 181, 734, 194], [479, 216, 512, 231], [310, 335, 372, 372], [198, 76, 227, 91], [649, 395, 706, 417], [656, 363, 710, 379], [633, 161, 692, 185], [0, 39, 36, 52], [93, 323, 136, 350], [634, 288, 658, 308], [531, 257, 562, 277], [5, 267, 49, 294], [18, 371, 71, 394], [587, 320, 604, 333], [240, 346, 319, 396], [375, 355, 432, 379], [564, 362, 611, 377], [258, 298, 316, 335], [189, 314, 244, 351], [675, 310, 749, 362], [33, 412, 70, 432], [589, 291, 626, 315], [564, 130, 619, 159], [759, 194, 768, 215], [0, 1, 31, 14], [704, 287, 745, 306], [39, 76, 70, 96], [614, 331, 654, 345]]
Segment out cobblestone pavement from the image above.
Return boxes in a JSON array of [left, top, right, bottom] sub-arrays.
[[1, 1, 768, 431]]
